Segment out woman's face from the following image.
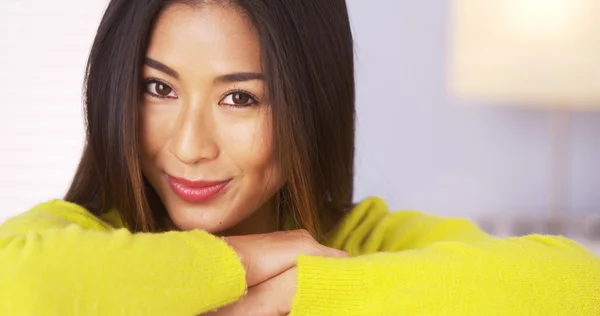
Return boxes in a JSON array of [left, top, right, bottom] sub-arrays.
[[139, 3, 284, 234]]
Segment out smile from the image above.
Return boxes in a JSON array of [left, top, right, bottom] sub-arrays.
[[167, 175, 231, 203]]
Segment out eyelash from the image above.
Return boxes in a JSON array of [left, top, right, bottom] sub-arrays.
[[144, 78, 177, 99], [143, 78, 259, 107], [219, 89, 260, 108]]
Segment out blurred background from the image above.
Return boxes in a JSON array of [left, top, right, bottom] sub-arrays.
[[0, 1, 599, 253]]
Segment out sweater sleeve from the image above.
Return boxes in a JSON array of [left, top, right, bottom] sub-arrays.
[[291, 197, 600, 315], [0, 200, 246, 316]]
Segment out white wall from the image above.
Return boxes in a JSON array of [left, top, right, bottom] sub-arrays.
[[348, 0, 600, 217], [1, 0, 599, 224], [0, 1, 107, 221]]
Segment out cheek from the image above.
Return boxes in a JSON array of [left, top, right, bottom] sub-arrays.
[[139, 105, 175, 160], [221, 111, 279, 177]]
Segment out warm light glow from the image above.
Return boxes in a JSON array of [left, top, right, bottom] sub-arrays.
[[449, 0, 600, 109], [507, 0, 578, 36]]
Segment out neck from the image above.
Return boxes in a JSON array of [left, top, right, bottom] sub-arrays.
[[218, 197, 279, 236]]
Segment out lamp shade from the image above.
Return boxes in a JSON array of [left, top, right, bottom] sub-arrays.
[[449, 0, 600, 110]]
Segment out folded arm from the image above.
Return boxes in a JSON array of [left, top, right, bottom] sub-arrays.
[[0, 201, 246, 315], [291, 198, 600, 315]]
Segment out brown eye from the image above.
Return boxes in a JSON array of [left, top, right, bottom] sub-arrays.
[[232, 92, 250, 105], [155, 83, 172, 96], [220, 91, 258, 107], [145, 79, 177, 99]]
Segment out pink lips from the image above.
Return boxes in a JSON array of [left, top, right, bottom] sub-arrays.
[[167, 175, 230, 203]]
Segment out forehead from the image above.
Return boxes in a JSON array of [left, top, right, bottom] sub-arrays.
[[146, 3, 262, 73]]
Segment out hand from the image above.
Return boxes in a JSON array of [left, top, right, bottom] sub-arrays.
[[204, 267, 298, 316], [224, 229, 347, 287]]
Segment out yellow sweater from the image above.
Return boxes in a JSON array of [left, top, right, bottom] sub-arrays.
[[0, 197, 598, 315]]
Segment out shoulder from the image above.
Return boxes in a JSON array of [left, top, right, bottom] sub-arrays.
[[347, 196, 484, 236], [0, 200, 120, 237], [342, 196, 420, 229], [326, 196, 489, 253]]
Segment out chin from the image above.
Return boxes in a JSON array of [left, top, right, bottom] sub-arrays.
[[166, 203, 238, 233]]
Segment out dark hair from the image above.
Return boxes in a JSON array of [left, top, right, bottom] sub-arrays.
[[65, 0, 355, 238]]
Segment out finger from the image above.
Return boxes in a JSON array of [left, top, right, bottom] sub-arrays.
[[203, 286, 277, 316], [227, 230, 306, 286], [243, 267, 297, 316], [285, 229, 347, 258], [311, 242, 349, 258], [226, 230, 347, 287], [252, 231, 347, 285], [252, 230, 328, 277]]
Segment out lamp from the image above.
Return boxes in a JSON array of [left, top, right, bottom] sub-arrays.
[[449, 0, 600, 219]]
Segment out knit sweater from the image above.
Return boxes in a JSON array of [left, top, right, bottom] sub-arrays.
[[0, 197, 598, 315]]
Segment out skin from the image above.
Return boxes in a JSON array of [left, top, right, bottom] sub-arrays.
[[139, 5, 349, 314], [139, 3, 284, 236]]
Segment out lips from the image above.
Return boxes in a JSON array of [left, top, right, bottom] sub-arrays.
[[167, 175, 231, 203]]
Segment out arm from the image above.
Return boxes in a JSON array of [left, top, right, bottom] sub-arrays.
[[291, 197, 600, 315], [0, 200, 246, 315]]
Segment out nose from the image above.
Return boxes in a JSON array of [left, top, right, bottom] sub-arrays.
[[169, 104, 219, 165]]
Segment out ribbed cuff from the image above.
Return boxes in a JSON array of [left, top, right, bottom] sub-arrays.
[[291, 255, 370, 316], [184, 230, 247, 311]]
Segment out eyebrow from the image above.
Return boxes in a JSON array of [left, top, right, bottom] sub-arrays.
[[214, 72, 264, 84], [144, 57, 263, 83], [145, 58, 179, 79]]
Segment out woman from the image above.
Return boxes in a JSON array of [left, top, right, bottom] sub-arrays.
[[1, 0, 598, 315]]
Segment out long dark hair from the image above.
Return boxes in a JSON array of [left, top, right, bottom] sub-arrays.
[[65, 0, 355, 238]]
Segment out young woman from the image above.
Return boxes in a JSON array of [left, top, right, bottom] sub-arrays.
[[1, 1, 598, 315]]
